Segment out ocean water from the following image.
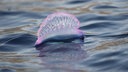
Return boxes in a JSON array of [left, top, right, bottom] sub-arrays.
[[0, 0, 128, 72]]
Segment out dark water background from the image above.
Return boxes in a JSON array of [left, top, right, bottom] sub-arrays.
[[0, 0, 128, 72]]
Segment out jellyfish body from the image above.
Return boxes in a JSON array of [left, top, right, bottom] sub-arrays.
[[35, 12, 84, 47]]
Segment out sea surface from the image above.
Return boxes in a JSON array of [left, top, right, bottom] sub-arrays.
[[0, 0, 128, 72]]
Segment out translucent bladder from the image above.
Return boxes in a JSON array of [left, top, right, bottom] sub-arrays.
[[35, 12, 84, 47]]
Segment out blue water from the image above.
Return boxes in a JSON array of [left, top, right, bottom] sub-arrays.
[[0, 0, 128, 72]]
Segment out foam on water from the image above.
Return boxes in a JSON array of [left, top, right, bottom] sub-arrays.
[[35, 12, 84, 46]]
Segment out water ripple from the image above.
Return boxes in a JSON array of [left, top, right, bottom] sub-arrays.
[[0, 0, 128, 72], [93, 5, 119, 9], [0, 33, 36, 52], [67, 0, 91, 4]]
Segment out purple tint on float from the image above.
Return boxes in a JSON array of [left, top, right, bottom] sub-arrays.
[[35, 12, 83, 45]]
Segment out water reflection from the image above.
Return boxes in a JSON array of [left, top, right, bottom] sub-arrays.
[[37, 43, 87, 72], [37, 43, 87, 60]]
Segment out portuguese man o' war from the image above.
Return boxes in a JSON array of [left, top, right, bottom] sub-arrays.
[[35, 12, 86, 61], [35, 12, 84, 48]]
